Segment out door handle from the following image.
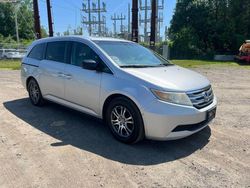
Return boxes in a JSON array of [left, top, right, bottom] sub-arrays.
[[57, 72, 64, 77], [64, 74, 72, 79]]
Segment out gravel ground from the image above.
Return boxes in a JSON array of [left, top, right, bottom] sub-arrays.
[[0, 67, 249, 188]]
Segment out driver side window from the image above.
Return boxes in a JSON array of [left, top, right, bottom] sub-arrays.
[[71, 42, 99, 67]]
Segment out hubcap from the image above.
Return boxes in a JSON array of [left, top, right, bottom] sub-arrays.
[[29, 82, 39, 103], [111, 106, 134, 138]]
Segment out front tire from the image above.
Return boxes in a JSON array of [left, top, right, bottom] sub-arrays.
[[28, 79, 44, 106], [106, 97, 144, 144]]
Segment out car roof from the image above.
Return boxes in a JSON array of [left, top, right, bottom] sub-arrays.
[[33, 35, 131, 45]]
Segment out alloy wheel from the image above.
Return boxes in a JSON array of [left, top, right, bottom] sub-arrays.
[[110, 105, 134, 138], [29, 81, 40, 104]]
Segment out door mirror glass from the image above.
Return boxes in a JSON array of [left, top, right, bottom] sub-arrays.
[[82, 59, 97, 70]]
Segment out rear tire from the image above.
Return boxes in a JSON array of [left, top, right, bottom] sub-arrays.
[[28, 79, 45, 106], [106, 97, 144, 144]]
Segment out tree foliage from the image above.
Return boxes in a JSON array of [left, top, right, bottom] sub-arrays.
[[169, 0, 250, 59], [0, 3, 15, 38], [0, 0, 43, 47]]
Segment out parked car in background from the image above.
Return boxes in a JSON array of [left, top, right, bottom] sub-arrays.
[[21, 36, 217, 144], [17, 49, 27, 59], [0, 49, 26, 59]]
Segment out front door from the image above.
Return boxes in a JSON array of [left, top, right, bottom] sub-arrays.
[[64, 42, 102, 115]]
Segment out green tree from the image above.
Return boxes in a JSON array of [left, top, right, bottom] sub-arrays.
[[0, 3, 15, 38], [0, 0, 35, 42], [169, 0, 250, 59], [41, 26, 49, 38], [17, 0, 35, 39]]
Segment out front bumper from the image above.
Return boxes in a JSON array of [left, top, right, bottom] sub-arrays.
[[142, 96, 217, 140]]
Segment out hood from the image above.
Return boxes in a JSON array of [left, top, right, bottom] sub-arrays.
[[123, 65, 210, 91]]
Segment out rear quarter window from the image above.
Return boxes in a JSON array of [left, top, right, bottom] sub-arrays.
[[28, 43, 46, 60]]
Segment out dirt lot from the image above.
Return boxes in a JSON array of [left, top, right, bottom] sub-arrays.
[[0, 67, 250, 188]]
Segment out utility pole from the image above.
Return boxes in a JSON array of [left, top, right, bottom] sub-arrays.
[[164, 26, 168, 40], [88, 0, 92, 35], [144, 0, 148, 40], [111, 13, 126, 36], [82, 0, 106, 36], [14, 5, 19, 44], [46, 0, 53, 37], [150, 0, 156, 50], [97, 0, 101, 35], [33, 0, 41, 39], [111, 14, 117, 37], [132, 0, 139, 43], [156, 0, 164, 42], [139, 0, 150, 41], [140, 0, 164, 43], [128, 3, 131, 35], [102, 15, 107, 36], [120, 13, 126, 33]]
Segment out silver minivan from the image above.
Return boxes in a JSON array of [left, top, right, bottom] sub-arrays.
[[21, 36, 217, 143]]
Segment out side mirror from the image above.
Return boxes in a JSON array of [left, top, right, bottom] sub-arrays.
[[82, 59, 97, 70]]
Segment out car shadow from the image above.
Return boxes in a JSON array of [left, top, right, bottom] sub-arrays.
[[3, 98, 211, 165], [236, 61, 250, 66]]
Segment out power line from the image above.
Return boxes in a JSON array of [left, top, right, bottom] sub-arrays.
[[82, 0, 107, 36], [63, 0, 80, 9], [111, 13, 126, 37], [40, 0, 77, 12], [128, 3, 131, 35], [139, 0, 164, 42], [18, 7, 36, 37]]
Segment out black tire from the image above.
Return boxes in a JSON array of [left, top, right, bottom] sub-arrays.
[[106, 97, 144, 144], [27, 79, 45, 106]]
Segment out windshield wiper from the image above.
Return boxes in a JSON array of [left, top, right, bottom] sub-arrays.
[[159, 63, 175, 66], [120, 63, 175, 68], [120, 65, 163, 68]]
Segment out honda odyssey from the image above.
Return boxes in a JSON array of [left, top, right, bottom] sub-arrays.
[[21, 36, 217, 143]]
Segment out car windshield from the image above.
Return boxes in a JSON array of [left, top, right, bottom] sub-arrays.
[[94, 41, 172, 67]]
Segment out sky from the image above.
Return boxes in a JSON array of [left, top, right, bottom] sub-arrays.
[[39, 0, 176, 37]]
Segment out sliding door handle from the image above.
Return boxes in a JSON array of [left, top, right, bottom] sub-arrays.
[[64, 74, 72, 79], [57, 72, 64, 77]]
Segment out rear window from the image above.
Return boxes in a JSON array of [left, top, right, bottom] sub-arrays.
[[45, 41, 66, 63], [28, 43, 46, 60]]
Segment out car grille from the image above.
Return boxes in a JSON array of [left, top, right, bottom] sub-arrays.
[[187, 85, 214, 109]]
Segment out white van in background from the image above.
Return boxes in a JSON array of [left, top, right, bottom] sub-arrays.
[[0, 49, 26, 59]]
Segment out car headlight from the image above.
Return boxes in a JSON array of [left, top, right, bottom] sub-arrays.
[[151, 89, 193, 106]]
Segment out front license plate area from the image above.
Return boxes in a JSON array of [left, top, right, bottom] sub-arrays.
[[207, 108, 216, 121]]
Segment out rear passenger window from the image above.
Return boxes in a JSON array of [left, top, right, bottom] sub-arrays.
[[28, 43, 46, 60], [46, 41, 66, 63]]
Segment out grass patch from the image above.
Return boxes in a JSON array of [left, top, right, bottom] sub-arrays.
[[171, 60, 247, 68], [0, 60, 21, 70]]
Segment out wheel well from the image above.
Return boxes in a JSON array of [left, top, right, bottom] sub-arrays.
[[26, 76, 36, 89], [102, 94, 141, 121]]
